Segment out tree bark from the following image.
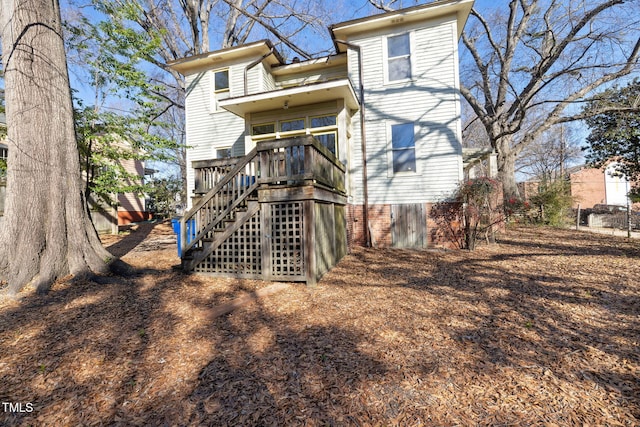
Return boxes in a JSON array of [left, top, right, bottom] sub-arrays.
[[0, 0, 112, 294], [497, 147, 520, 203]]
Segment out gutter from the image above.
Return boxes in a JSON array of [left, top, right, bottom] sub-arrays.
[[334, 39, 371, 248]]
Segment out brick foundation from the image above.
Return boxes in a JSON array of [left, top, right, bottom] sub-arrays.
[[346, 202, 462, 250]]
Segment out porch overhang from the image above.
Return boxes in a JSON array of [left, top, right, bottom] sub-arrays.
[[218, 79, 360, 118], [463, 147, 498, 177]]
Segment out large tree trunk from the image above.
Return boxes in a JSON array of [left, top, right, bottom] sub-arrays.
[[497, 147, 520, 203], [0, 0, 111, 294]]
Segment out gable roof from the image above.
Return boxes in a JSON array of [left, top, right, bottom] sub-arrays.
[[330, 0, 474, 51], [167, 40, 284, 75], [168, 1, 474, 75]]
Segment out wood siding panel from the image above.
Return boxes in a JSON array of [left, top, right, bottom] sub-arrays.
[[314, 202, 335, 279], [275, 65, 348, 88], [391, 203, 426, 248], [346, 16, 463, 206]]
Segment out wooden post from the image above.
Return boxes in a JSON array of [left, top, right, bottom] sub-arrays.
[[304, 200, 316, 286], [627, 199, 632, 239], [576, 203, 581, 231], [111, 196, 119, 235], [261, 201, 272, 281]]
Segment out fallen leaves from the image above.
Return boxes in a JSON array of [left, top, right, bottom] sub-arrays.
[[0, 223, 639, 425]]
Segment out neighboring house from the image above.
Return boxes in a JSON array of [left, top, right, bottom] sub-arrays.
[[0, 115, 152, 230], [88, 154, 154, 234], [116, 157, 154, 225], [569, 163, 638, 210], [518, 163, 639, 212], [168, 0, 474, 283]]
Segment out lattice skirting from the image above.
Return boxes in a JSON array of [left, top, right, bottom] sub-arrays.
[[191, 199, 346, 284], [269, 202, 304, 278], [194, 208, 262, 276]]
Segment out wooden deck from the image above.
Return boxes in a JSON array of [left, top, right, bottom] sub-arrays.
[[181, 135, 347, 284]]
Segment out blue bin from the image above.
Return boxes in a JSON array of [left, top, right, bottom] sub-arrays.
[[171, 217, 196, 257]]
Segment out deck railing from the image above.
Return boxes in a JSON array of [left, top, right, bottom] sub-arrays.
[[183, 135, 346, 269], [191, 136, 346, 196], [192, 157, 243, 196], [256, 135, 346, 193]]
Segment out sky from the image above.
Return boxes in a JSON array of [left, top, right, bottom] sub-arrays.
[[53, 0, 640, 179]]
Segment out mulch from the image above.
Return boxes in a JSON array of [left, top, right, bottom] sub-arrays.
[[0, 222, 639, 425]]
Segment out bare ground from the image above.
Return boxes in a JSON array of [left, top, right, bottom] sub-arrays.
[[0, 222, 639, 426]]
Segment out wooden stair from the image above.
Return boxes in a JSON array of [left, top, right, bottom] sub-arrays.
[[180, 136, 349, 284], [183, 200, 260, 271]]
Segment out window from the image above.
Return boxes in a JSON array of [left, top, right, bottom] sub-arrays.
[[391, 123, 415, 173], [213, 69, 230, 111], [252, 123, 275, 136], [216, 147, 232, 159], [280, 119, 305, 133], [310, 115, 337, 128], [311, 115, 338, 155], [250, 113, 339, 157], [214, 69, 229, 92], [314, 132, 337, 155], [387, 33, 411, 82]]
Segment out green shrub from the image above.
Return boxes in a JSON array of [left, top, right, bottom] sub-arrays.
[[530, 180, 574, 226]]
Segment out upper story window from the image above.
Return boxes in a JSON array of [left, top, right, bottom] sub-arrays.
[[252, 123, 275, 136], [387, 33, 411, 82], [391, 123, 416, 173], [213, 69, 230, 111]]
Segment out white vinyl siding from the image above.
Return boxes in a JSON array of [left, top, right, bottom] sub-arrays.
[[346, 15, 463, 205], [261, 63, 277, 92], [247, 62, 275, 94], [184, 68, 247, 208], [275, 65, 348, 89]]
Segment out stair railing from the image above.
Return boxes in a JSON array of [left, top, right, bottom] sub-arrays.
[[181, 147, 259, 256]]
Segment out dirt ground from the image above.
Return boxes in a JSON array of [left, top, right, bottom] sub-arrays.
[[1, 221, 639, 426]]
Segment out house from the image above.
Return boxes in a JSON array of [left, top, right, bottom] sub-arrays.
[[569, 163, 638, 210], [168, 0, 474, 283], [88, 152, 155, 234]]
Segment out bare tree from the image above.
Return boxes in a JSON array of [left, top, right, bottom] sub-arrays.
[[83, 0, 335, 97], [64, 0, 335, 198], [0, 0, 113, 294], [517, 123, 582, 181], [460, 0, 640, 200]]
